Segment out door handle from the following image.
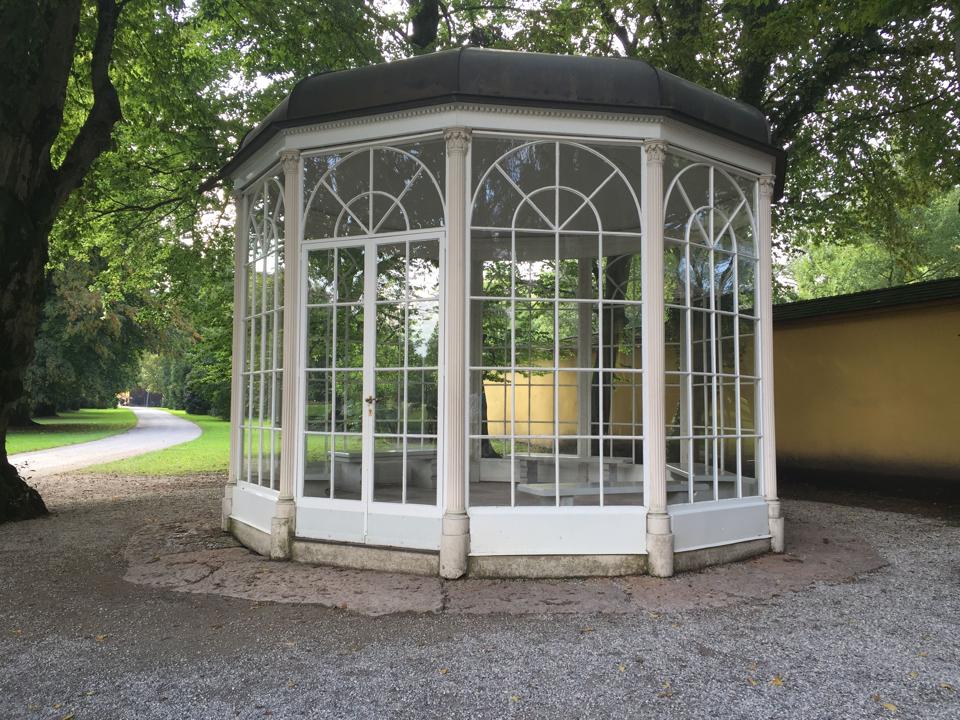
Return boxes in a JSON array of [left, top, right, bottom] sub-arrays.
[[365, 395, 376, 404]]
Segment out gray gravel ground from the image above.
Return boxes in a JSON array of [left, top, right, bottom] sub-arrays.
[[1, 470, 958, 720]]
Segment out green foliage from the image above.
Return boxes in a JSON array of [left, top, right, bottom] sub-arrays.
[[5, 408, 136, 455], [86, 410, 229, 475], [786, 187, 960, 299]]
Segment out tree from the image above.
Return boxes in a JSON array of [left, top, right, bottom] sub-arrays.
[[786, 186, 960, 299], [1, 0, 127, 522]]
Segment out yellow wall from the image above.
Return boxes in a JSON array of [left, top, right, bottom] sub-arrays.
[[774, 301, 960, 479]]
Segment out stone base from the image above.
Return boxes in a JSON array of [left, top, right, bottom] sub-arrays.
[[673, 537, 772, 573], [468, 553, 647, 579], [291, 538, 440, 576]]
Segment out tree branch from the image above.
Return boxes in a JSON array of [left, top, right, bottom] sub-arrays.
[[50, 0, 126, 221]]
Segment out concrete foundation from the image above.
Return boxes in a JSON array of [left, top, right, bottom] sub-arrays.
[[229, 518, 272, 558], [673, 537, 772, 573], [290, 538, 440, 576], [467, 553, 648, 579]]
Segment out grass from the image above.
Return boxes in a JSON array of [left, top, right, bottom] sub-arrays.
[[6, 408, 137, 455], [86, 409, 231, 476]]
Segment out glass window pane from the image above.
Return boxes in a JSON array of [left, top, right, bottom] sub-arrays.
[[404, 439, 438, 505], [374, 371, 403, 434], [407, 302, 439, 366], [376, 243, 406, 301], [307, 307, 334, 369], [305, 372, 333, 432], [406, 369, 438, 436], [375, 303, 405, 367], [372, 437, 405, 503], [471, 231, 512, 296], [409, 241, 440, 298], [336, 246, 365, 301], [515, 232, 555, 298], [334, 371, 363, 433], [335, 306, 364, 369], [472, 300, 511, 368], [330, 434, 363, 500]]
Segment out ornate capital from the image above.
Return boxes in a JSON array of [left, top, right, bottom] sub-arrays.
[[759, 174, 776, 198], [644, 141, 668, 165], [279, 149, 300, 176], [444, 127, 472, 154]]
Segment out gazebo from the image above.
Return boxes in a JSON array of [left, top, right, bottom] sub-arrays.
[[218, 48, 785, 578]]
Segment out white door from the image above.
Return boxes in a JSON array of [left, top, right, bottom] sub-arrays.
[[297, 232, 443, 550]]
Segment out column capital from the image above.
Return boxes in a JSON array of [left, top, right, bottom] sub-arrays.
[[759, 174, 776, 198], [279, 149, 301, 175], [644, 140, 668, 165], [444, 127, 472, 153]]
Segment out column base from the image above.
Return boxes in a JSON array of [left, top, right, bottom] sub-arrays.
[[270, 499, 296, 560], [646, 511, 674, 577], [221, 483, 235, 532], [767, 499, 785, 553], [439, 512, 469, 579]]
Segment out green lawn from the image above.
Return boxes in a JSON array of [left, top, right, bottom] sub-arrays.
[[86, 410, 230, 475], [5, 408, 137, 455]]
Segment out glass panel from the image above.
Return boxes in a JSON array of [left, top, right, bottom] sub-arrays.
[[470, 369, 511, 437], [376, 243, 406, 300], [557, 237, 599, 299], [473, 300, 512, 368], [372, 436, 405, 503], [330, 434, 363, 500], [602, 240, 642, 301], [515, 440, 556, 506], [738, 256, 757, 316], [336, 247, 365, 301], [407, 302, 439, 367], [306, 249, 335, 304], [375, 304, 405, 367], [515, 232, 555, 298], [404, 438, 438, 505], [307, 307, 334, 369], [512, 370, 554, 437], [305, 372, 333, 432], [741, 437, 760, 496], [739, 317, 757, 377], [374, 371, 403, 434], [334, 371, 364, 433], [271, 430, 282, 491], [409, 241, 440, 298], [740, 380, 757, 433], [406, 370, 438, 436], [514, 302, 554, 367], [471, 231, 512, 296], [714, 251, 736, 312], [335, 306, 364, 369], [469, 436, 513, 507]]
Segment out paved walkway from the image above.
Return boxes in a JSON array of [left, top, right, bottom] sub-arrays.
[[9, 407, 201, 478]]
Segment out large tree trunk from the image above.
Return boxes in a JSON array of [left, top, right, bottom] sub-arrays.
[[0, 0, 124, 522], [0, 195, 51, 521]]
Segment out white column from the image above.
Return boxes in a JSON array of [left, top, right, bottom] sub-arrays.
[[224, 191, 248, 531], [757, 174, 784, 552], [271, 149, 302, 559], [641, 141, 674, 577], [439, 127, 471, 579]]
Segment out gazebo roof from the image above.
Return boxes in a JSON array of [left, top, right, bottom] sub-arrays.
[[221, 48, 781, 181]]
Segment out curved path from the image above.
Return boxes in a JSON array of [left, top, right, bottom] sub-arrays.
[[9, 406, 201, 478]]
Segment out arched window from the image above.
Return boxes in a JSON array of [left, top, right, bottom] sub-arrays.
[[663, 158, 760, 503], [241, 172, 285, 490], [468, 137, 645, 508], [301, 140, 445, 240]]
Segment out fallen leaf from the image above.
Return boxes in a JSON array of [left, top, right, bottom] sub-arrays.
[[83, 690, 96, 696], [61, 714, 75, 720], [908, 672, 918, 680], [94, 634, 108, 643], [747, 678, 758, 686], [509, 695, 520, 702], [580, 626, 594, 633], [940, 683, 955, 691], [918, 651, 928, 657], [662, 680, 672, 689], [882, 703, 897, 713], [648, 612, 661, 620], [11, 629, 22, 636], [770, 675, 784, 686], [438, 668, 449, 675], [871, 694, 882, 703], [286, 681, 296, 689], [618, 664, 626, 673]]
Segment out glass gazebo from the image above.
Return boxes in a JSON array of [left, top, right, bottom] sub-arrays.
[[219, 48, 785, 578]]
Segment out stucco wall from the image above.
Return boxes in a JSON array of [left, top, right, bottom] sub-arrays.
[[773, 301, 960, 479]]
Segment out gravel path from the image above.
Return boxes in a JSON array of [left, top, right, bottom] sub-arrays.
[[9, 407, 201, 478], [1, 470, 958, 720]]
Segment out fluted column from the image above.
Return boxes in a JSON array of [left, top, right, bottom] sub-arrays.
[[641, 141, 674, 577], [224, 191, 248, 531], [757, 174, 784, 552], [271, 149, 301, 559], [439, 127, 471, 579]]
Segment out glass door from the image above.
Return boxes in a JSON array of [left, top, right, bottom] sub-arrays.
[[299, 233, 443, 549]]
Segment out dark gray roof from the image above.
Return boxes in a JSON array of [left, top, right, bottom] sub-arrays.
[[220, 48, 783, 186], [773, 277, 960, 323]]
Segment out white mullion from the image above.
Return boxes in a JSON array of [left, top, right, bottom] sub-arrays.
[[553, 142, 561, 507], [598, 226, 606, 503], [329, 248, 339, 498], [402, 241, 411, 505], [733, 214, 743, 499], [708, 169, 719, 501], [685, 228, 694, 503], [497, 163, 553, 228], [510, 226, 517, 508]]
